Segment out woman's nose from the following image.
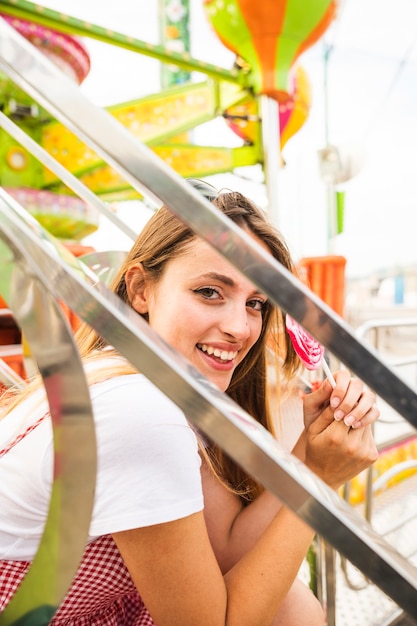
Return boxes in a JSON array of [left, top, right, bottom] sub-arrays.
[[221, 303, 251, 340]]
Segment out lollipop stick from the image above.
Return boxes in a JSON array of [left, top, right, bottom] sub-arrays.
[[322, 357, 336, 388]]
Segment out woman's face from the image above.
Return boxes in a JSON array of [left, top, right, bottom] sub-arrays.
[[129, 233, 269, 392]]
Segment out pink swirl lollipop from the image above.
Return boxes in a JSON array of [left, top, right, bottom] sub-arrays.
[[285, 314, 336, 386]]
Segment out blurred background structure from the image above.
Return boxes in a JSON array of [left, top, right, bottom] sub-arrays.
[[30, 0, 417, 286], [2, 0, 417, 302]]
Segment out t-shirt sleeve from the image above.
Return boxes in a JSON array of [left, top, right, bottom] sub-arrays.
[[88, 375, 204, 537]]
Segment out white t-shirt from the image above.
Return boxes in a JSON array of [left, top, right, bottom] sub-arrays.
[[0, 361, 204, 560]]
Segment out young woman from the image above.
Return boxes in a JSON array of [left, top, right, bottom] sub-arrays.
[[0, 185, 379, 625]]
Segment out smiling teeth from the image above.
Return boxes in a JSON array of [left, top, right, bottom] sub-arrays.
[[200, 344, 237, 361]]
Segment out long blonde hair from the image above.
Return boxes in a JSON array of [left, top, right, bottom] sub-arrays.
[[76, 190, 300, 503], [3, 189, 300, 504]]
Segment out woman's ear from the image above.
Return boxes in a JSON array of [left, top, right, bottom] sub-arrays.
[[125, 264, 150, 314]]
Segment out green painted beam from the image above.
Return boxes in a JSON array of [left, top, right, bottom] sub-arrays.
[[0, 0, 248, 86]]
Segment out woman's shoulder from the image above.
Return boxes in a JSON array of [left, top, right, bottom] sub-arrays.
[[87, 354, 189, 429]]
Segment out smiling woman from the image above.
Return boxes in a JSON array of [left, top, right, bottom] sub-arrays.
[[124, 234, 269, 391], [0, 185, 379, 625]]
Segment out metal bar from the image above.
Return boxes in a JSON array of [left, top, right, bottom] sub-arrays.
[[379, 609, 415, 626], [260, 95, 280, 227], [356, 317, 417, 338], [1, 19, 417, 431], [0, 356, 26, 389], [0, 0, 244, 86], [0, 214, 97, 624], [0, 111, 137, 241], [1, 189, 417, 618]]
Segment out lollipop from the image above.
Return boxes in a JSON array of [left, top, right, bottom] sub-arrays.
[[285, 314, 336, 387]]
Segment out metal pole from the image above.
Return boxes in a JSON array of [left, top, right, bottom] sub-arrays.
[[260, 94, 281, 227]]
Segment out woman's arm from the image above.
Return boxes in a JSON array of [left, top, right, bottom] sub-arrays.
[[112, 372, 378, 625], [113, 504, 316, 626], [201, 458, 284, 573], [203, 371, 379, 572]]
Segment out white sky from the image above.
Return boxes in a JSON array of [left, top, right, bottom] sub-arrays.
[[24, 1, 417, 280]]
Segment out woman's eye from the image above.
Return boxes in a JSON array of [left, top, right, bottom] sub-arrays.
[[247, 298, 267, 312], [193, 287, 220, 300]]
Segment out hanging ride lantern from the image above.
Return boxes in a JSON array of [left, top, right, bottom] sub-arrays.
[[224, 64, 311, 152], [203, 0, 337, 102]]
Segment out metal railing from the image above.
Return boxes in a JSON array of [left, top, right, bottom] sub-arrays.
[[1, 14, 417, 624], [325, 317, 417, 625], [356, 316, 417, 524]]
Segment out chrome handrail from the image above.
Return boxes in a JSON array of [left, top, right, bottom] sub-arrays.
[[1, 15, 417, 623], [2, 187, 417, 622], [336, 317, 417, 607], [0, 198, 97, 624], [0, 111, 138, 241], [1, 16, 417, 429], [354, 316, 417, 524]]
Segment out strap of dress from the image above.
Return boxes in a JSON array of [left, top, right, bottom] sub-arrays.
[[0, 354, 130, 459], [0, 410, 49, 458]]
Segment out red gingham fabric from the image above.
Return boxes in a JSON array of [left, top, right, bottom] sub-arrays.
[[0, 382, 155, 624], [0, 535, 155, 624]]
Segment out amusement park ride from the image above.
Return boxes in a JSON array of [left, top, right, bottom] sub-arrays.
[[0, 1, 417, 625], [0, 1, 319, 230]]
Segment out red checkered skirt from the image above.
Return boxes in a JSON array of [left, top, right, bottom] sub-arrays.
[[0, 534, 154, 625]]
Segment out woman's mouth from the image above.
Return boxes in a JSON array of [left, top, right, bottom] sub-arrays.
[[197, 343, 238, 363]]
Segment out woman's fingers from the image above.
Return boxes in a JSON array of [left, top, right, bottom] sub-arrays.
[[304, 371, 380, 489], [342, 401, 380, 430], [330, 371, 379, 429], [303, 370, 380, 433]]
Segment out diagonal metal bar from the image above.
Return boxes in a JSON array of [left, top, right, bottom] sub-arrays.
[[0, 205, 96, 624], [0, 18, 416, 430], [0, 0, 244, 85], [1, 187, 417, 619], [0, 356, 26, 389], [0, 111, 137, 241]]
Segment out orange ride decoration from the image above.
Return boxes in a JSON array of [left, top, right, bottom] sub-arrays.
[[203, 0, 337, 101], [298, 255, 346, 317], [225, 64, 311, 152]]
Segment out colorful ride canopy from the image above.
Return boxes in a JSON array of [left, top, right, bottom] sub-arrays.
[[204, 0, 337, 101], [225, 64, 311, 153]]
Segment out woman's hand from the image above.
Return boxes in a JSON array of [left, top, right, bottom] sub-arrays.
[[300, 370, 379, 490], [305, 414, 378, 490], [301, 371, 379, 489], [303, 369, 379, 430]]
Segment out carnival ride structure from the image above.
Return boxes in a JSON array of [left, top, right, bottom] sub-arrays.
[[0, 0, 321, 241]]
